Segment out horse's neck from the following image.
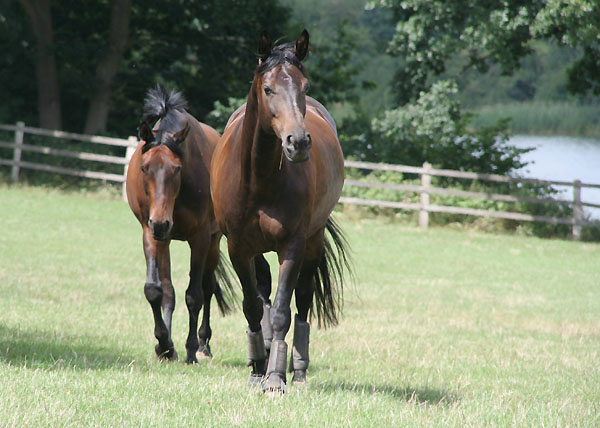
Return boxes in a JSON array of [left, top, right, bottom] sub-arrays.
[[240, 80, 282, 187]]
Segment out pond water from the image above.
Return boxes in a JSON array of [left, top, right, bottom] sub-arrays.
[[509, 135, 600, 218]]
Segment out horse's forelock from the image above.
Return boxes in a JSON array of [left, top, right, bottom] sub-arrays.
[[143, 86, 188, 123], [141, 85, 188, 158], [256, 43, 305, 76]]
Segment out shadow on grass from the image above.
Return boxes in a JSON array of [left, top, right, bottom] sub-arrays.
[[0, 324, 138, 371], [216, 358, 248, 369], [314, 380, 459, 405]]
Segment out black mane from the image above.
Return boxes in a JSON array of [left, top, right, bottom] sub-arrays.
[[141, 86, 188, 157], [256, 42, 305, 75]]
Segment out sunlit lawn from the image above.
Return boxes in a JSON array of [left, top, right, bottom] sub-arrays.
[[0, 185, 599, 427]]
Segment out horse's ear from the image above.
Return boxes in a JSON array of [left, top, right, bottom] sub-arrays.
[[258, 29, 272, 62], [138, 121, 154, 143], [295, 29, 309, 61], [172, 123, 190, 144]]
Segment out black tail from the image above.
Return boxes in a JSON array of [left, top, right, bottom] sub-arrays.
[[212, 256, 238, 316], [312, 217, 354, 328]]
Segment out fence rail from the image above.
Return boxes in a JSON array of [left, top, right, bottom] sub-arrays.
[[0, 122, 137, 199], [1, 123, 598, 240], [341, 160, 600, 240]]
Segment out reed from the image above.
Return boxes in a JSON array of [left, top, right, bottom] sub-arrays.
[[471, 102, 600, 137]]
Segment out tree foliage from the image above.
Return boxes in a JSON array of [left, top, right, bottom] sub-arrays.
[[371, 0, 600, 103], [343, 80, 530, 174], [0, 0, 291, 135]]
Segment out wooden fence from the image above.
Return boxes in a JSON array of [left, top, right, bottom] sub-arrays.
[[0, 122, 137, 199], [1, 122, 599, 240], [340, 160, 600, 240]]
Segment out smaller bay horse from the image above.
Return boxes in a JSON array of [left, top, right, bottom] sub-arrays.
[[211, 30, 352, 393], [126, 87, 233, 364]]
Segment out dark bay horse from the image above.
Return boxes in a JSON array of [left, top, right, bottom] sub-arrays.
[[126, 87, 233, 364], [210, 30, 351, 393]]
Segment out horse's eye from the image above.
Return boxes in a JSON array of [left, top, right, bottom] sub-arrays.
[[141, 165, 147, 173], [304, 83, 310, 93], [174, 166, 181, 174], [264, 86, 273, 96]]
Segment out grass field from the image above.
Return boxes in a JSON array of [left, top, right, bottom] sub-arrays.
[[1, 184, 599, 427]]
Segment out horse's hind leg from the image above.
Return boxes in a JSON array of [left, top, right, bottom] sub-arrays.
[[290, 259, 318, 384], [143, 227, 177, 361], [290, 235, 324, 383], [197, 270, 215, 359], [184, 234, 209, 364]]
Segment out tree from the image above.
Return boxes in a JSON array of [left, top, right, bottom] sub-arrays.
[[371, 0, 600, 103], [17, 0, 62, 129], [83, 0, 131, 134], [1, 0, 291, 135], [343, 80, 530, 174]]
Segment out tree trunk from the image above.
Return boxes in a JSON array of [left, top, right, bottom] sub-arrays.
[[19, 0, 62, 130], [83, 0, 132, 135]]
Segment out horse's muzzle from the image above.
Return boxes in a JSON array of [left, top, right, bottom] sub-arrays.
[[148, 219, 172, 241], [283, 134, 311, 163]]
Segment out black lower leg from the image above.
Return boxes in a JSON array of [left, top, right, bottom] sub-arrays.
[[247, 328, 267, 387], [263, 339, 288, 393], [145, 281, 176, 360], [184, 284, 203, 364], [290, 314, 310, 383], [291, 273, 314, 382], [198, 296, 213, 358]]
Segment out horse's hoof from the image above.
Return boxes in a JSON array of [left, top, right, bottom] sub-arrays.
[[185, 353, 199, 365], [262, 372, 287, 395], [155, 344, 178, 361], [292, 369, 307, 384], [196, 343, 213, 359], [248, 373, 264, 388]]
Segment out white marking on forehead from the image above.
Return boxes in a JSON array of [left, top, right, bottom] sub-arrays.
[[281, 66, 303, 122]]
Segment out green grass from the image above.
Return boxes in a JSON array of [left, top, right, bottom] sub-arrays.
[[471, 102, 600, 137], [1, 184, 599, 427]]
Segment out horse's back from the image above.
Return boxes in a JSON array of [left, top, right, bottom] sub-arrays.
[[125, 142, 146, 221], [223, 97, 336, 136], [306, 97, 337, 137], [304, 101, 344, 230]]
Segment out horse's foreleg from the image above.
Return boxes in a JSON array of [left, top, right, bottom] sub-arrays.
[[184, 235, 209, 364], [255, 254, 273, 353], [228, 242, 267, 386], [143, 227, 177, 361], [262, 240, 305, 394]]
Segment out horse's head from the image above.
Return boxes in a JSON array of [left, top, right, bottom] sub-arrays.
[[256, 29, 311, 162], [138, 120, 189, 241]]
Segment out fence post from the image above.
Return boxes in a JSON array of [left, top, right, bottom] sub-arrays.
[[572, 179, 582, 241], [11, 121, 25, 182], [419, 162, 431, 228], [122, 136, 137, 202]]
